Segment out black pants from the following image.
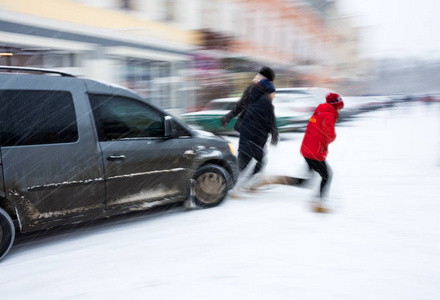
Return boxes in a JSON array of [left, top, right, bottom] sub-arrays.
[[238, 151, 265, 175], [304, 158, 333, 199]]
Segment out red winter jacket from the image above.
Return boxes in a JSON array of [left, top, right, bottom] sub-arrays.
[[300, 103, 338, 161]]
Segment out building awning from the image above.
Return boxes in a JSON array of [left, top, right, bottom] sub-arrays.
[[106, 46, 189, 62]]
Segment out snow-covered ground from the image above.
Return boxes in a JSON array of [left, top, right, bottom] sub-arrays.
[[1, 102, 439, 300]]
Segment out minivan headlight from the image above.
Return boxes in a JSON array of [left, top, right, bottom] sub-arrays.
[[228, 143, 235, 155]]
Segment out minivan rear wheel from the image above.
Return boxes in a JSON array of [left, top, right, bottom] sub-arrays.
[[0, 207, 15, 261], [194, 164, 231, 208]]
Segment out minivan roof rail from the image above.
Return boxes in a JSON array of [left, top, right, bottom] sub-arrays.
[[0, 66, 76, 77]]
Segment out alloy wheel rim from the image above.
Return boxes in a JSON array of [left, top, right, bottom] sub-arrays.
[[195, 172, 226, 203]]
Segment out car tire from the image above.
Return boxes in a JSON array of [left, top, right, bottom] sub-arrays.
[[193, 164, 232, 208], [0, 207, 15, 261]]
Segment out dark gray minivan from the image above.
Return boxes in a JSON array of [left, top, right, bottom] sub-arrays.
[[0, 66, 237, 261]]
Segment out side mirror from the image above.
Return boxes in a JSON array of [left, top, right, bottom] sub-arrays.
[[164, 116, 178, 138]]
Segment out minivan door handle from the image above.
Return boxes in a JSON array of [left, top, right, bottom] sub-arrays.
[[107, 155, 126, 161]]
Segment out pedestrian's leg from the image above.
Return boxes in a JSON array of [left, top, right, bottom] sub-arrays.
[[314, 162, 332, 198], [244, 156, 265, 190], [251, 156, 311, 191], [229, 151, 253, 197], [315, 161, 332, 198], [305, 158, 333, 199], [250, 175, 308, 191], [238, 142, 265, 191], [252, 158, 264, 175], [238, 151, 252, 172], [304, 159, 314, 178]]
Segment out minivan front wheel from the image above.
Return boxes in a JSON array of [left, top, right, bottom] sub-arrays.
[[194, 164, 231, 208], [0, 207, 15, 261]]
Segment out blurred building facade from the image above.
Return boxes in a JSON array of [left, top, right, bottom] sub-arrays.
[[0, 0, 196, 112], [0, 0, 363, 111]]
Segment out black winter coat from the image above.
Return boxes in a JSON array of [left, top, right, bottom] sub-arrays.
[[222, 84, 253, 132], [238, 92, 278, 161]]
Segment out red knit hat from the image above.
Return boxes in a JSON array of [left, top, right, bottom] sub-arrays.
[[326, 93, 344, 110]]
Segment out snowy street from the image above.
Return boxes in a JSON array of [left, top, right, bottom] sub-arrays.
[[1, 101, 439, 299]]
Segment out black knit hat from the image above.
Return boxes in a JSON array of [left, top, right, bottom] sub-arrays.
[[259, 66, 275, 82]]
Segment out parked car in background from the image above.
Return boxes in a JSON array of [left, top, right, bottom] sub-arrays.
[[0, 66, 238, 261], [180, 98, 240, 133], [276, 87, 397, 121], [273, 88, 326, 126], [277, 87, 352, 121], [275, 87, 333, 103], [180, 87, 401, 135], [180, 94, 314, 134], [413, 93, 440, 103], [339, 95, 397, 120]]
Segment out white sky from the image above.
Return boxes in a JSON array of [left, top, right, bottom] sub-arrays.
[[336, 0, 440, 59]]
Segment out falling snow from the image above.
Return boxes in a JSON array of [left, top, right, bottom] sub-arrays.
[[0, 101, 439, 300]]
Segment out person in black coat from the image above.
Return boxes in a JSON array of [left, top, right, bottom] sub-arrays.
[[221, 66, 275, 131], [230, 79, 278, 196]]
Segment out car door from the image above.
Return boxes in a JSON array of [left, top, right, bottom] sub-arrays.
[[88, 94, 189, 210], [0, 76, 106, 231]]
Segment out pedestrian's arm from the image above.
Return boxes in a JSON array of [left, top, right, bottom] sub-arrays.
[[270, 108, 279, 146], [221, 85, 251, 126]]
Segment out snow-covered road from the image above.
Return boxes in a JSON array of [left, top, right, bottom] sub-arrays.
[[1, 101, 439, 300]]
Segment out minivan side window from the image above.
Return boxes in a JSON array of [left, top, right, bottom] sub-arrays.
[[89, 94, 165, 141], [0, 90, 78, 146]]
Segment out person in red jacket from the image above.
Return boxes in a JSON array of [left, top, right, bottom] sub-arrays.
[[300, 92, 344, 204], [250, 92, 344, 212]]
